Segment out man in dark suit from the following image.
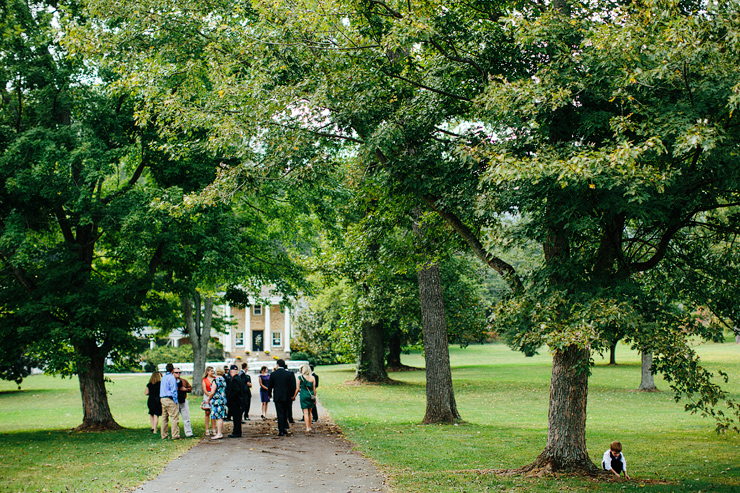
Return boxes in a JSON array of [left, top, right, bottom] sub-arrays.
[[239, 362, 252, 421], [268, 359, 297, 436], [225, 364, 246, 437]]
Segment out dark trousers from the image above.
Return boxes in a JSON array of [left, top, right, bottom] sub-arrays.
[[311, 402, 318, 421], [275, 400, 291, 434], [228, 400, 242, 436], [242, 394, 251, 420]]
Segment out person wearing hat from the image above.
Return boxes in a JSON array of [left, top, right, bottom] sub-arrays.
[[225, 364, 247, 438]]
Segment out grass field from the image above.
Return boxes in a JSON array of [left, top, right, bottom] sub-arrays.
[[0, 374, 200, 492], [317, 341, 740, 493], [0, 341, 738, 492]]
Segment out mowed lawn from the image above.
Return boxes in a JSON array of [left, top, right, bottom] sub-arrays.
[[0, 341, 738, 492], [317, 341, 740, 493]]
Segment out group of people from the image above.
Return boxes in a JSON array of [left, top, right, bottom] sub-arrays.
[[145, 359, 318, 440], [145, 363, 194, 439]]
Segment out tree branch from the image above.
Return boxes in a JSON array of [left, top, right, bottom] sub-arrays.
[[379, 69, 473, 102]]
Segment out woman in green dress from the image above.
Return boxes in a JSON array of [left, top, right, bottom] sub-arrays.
[[296, 364, 316, 434]]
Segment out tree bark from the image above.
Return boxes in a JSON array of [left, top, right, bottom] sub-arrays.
[[609, 341, 617, 365], [183, 291, 213, 396], [73, 340, 122, 431], [638, 351, 658, 391], [417, 262, 460, 424], [356, 320, 388, 382], [386, 329, 403, 370], [523, 345, 596, 473]]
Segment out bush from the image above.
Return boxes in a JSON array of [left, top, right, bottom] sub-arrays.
[[289, 351, 315, 365]]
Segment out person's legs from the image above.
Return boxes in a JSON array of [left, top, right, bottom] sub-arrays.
[[312, 402, 318, 422], [302, 408, 312, 432], [179, 401, 193, 437], [212, 418, 223, 439], [275, 401, 288, 435], [229, 402, 242, 437], [168, 400, 180, 439], [243, 395, 251, 420], [204, 409, 210, 435], [160, 401, 170, 439]]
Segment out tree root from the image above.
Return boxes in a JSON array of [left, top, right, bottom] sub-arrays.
[[71, 420, 123, 432], [386, 364, 420, 372]]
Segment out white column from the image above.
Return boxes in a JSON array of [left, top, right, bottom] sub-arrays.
[[284, 306, 291, 354], [224, 304, 233, 352], [245, 304, 251, 353], [150, 339, 156, 350], [266, 303, 272, 352]]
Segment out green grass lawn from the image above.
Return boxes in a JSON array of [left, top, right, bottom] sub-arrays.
[[0, 374, 200, 492], [318, 342, 740, 493], [0, 342, 738, 492]]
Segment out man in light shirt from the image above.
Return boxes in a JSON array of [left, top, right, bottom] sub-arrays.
[[159, 363, 180, 439]]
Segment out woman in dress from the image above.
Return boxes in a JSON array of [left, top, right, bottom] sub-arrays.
[[296, 364, 316, 434], [201, 366, 216, 436], [209, 366, 228, 440], [144, 370, 162, 433], [258, 366, 271, 419]]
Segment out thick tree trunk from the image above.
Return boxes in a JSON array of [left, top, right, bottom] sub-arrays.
[[386, 329, 403, 370], [638, 351, 658, 391], [608, 341, 617, 365], [356, 320, 388, 382], [417, 262, 460, 424], [523, 345, 596, 473], [73, 341, 122, 431], [183, 291, 213, 396]]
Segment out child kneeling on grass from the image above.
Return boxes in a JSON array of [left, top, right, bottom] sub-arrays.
[[602, 441, 630, 479]]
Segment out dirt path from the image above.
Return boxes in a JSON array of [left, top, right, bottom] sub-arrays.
[[132, 393, 389, 493]]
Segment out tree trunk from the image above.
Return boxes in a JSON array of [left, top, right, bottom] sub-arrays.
[[638, 351, 658, 391], [386, 329, 403, 370], [356, 320, 388, 382], [608, 341, 617, 365], [73, 340, 122, 431], [183, 291, 213, 396], [523, 345, 596, 473], [417, 262, 460, 424]]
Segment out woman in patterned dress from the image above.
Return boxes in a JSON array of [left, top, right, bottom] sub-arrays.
[[209, 367, 228, 440]]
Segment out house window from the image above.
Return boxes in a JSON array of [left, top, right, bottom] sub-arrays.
[[253, 304, 262, 316], [235, 332, 244, 347], [272, 332, 282, 347]]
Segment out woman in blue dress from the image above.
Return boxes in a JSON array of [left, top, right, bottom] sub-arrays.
[[209, 367, 228, 440], [297, 364, 316, 434], [258, 366, 271, 419]]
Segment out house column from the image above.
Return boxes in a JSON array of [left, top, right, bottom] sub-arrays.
[[266, 303, 272, 352], [284, 306, 291, 354], [224, 304, 233, 353], [245, 304, 251, 353]]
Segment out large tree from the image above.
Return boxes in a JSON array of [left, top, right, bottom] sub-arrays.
[[0, 0, 167, 430], [78, 0, 740, 467]]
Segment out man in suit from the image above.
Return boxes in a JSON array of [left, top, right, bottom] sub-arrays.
[[239, 362, 253, 421], [268, 359, 297, 436], [225, 364, 246, 437]]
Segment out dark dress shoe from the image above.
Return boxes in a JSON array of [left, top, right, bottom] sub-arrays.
[[227, 434, 242, 438]]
